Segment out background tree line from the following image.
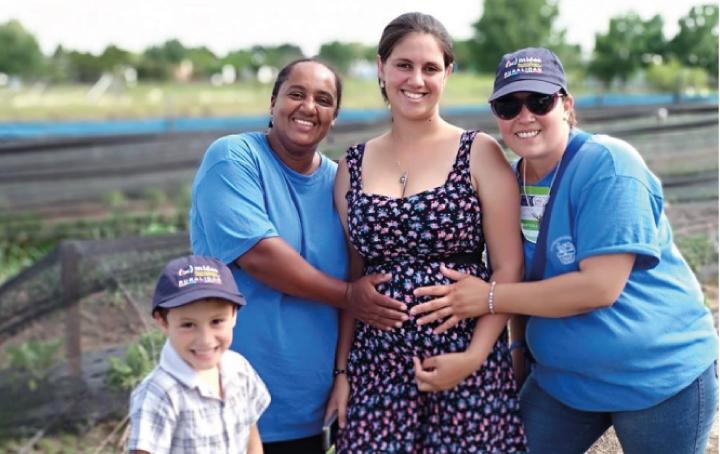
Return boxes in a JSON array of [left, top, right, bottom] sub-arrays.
[[0, 0, 716, 90]]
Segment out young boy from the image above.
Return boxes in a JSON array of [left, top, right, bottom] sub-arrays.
[[128, 255, 270, 454]]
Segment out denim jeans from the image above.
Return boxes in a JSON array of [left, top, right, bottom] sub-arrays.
[[519, 362, 718, 454]]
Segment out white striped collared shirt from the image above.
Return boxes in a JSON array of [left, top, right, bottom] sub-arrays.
[[128, 341, 270, 454]]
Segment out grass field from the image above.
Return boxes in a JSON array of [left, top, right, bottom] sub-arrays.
[[0, 73, 498, 121]]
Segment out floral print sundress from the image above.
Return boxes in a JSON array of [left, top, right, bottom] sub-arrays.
[[337, 130, 527, 453]]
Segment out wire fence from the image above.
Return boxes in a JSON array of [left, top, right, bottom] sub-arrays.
[[0, 234, 189, 439]]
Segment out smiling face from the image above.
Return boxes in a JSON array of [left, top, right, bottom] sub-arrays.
[[496, 91, 574, 171], [267, 61, 338, 159], [378, 32, 451, 121], [155, 298, 237, 371]]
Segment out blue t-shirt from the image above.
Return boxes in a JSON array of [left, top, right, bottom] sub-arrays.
[[190, 131, 348, 441], [518, 130, 717, 411]]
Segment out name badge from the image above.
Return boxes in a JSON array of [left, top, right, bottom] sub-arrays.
[[520, 185, 550, 244]]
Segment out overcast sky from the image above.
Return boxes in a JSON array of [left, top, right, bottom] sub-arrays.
[[1, 0, 705, 57]]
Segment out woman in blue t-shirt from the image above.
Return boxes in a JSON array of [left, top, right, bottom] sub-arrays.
[[411, 47, 718, 454], [190, 58, 407, 453]]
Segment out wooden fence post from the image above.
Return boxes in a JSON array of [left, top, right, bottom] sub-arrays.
[[61, 241, 82, 378]]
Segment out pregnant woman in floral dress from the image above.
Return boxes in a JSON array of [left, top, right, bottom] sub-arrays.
[[326, 13, 527, 453]]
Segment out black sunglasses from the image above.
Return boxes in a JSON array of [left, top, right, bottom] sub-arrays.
[[490, 92, 564, 120]]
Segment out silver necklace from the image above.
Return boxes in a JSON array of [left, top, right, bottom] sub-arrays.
[[392, 153, 408, 197], [399, 171, 408, 197], [522, 159, 558, 221]]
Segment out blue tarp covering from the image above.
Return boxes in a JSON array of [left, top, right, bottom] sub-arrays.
[[0, 93, 716, 140]]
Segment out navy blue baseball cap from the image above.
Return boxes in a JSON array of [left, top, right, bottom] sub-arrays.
[[152, 255, 245, 313], [489, 47, 567, 101]]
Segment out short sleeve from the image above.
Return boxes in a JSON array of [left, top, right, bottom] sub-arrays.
[[128, 382, 176, 454], [574, 175, 661, 269], [242, 359, 271, 424], [193, 138, 278, 264]]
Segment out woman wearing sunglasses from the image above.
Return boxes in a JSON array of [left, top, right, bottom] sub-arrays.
[[411, 47, 718, 453]]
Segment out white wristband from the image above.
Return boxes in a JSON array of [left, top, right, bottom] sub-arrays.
[[487, 280, 497, 315]]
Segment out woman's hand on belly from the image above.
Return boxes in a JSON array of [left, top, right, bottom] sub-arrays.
[[411, 265, 489, 334], [347, 272, 408, 330], [412, 352, 482, 392]]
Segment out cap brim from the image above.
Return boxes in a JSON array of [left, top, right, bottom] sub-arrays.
[[489, 80, 564, 101], [155, 287, 246, 311]]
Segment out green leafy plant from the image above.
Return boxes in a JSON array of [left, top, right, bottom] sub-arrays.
[[103, 190, 128, 210], [0, 209, 188, 285], [676, 233, 717, 277], [107, 329, 165, 391], [645, 59, 710, 93], [6, 339, 62, 391], [142, 187, 168, 209]]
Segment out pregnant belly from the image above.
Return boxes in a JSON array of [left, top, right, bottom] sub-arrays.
[[354, 261, 481, 359]]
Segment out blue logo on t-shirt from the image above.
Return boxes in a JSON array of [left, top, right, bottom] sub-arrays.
[[551, 236, 576, 265]]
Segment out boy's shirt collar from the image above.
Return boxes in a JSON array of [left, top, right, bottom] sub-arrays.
[[159, 340, 245, 399]]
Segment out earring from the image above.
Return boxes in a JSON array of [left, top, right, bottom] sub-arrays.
[[380, 80, 386, 88]]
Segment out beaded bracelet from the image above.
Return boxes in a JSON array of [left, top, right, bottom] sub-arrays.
[[487, 280, 497, 315], [333, 368, 347, 377]]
